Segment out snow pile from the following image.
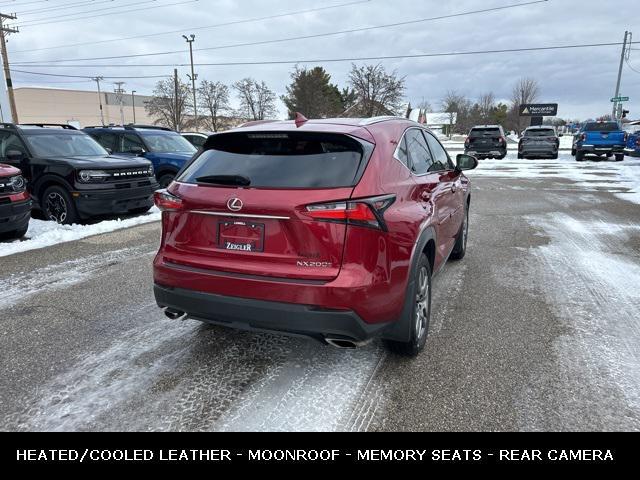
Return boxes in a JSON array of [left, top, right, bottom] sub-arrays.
[[0, 207, 161, 258]]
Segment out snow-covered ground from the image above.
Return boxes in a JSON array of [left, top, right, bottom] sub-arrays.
[[465, 153, 640, 205], [0, 207, 161, 258]]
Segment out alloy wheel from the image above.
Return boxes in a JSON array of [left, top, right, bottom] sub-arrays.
[[414, 265, 430, 341], [46, 192, 68, 223]]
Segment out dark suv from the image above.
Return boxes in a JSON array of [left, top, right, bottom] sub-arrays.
[[0, 123, 158, 224], [464, 125, 507, 159], [0, 163, 31, 239], [153, 116, 478, 356], [84, 125, 197, 188]]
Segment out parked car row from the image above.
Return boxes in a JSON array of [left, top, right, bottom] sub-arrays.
[[0, 123, 202, 239]]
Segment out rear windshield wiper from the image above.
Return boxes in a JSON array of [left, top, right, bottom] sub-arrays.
[[195, 175, 251, 186]]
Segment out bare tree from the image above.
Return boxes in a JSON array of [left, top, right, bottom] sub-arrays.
[[145, 77, 192, 131], [198, 80, 230, 132], [233, 78, 278, 121], [441, 90, 472, 136], [477, 92, 496, 124], [509, 77, 540, 134], [348, 64, 405, 117]]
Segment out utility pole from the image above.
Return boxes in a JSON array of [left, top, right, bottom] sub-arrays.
[[183, 34, 197, 128], [0, 13, 19, 123], [131, 90, 137, 124], [114, 81, 126, 126], [612, 30, 630, 119], [174, 68, 179, 131], [91, 76, 105, 126]]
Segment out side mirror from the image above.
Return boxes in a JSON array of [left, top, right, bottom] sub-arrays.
[[105, 147, 113, 155], [456, 153, 478, 171], [6, 150, 24, 161], [129, 147, 145, 156]]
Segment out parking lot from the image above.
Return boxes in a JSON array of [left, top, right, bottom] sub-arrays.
[[1, 151, 638, 432]]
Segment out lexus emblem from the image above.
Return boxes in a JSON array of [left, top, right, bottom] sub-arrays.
[[227, 198, 243, 211]]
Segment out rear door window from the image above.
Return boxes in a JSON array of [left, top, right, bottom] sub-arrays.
[[405, 129, 434, 175], [178, 132, 372, 189]]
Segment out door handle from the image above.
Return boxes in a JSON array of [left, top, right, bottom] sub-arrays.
[[451, 183, 457, 193]]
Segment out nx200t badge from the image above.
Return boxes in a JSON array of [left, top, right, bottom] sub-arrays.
[[227, 198, 243, 211]]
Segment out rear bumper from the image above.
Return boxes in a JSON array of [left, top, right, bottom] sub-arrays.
[[74, 181, 159, 218], [465, 148, 506, 158], [577, 144, 625, 154], [0, 199, 31, 233], [520, 144, 558, 156], [154, 283, 390, 342]]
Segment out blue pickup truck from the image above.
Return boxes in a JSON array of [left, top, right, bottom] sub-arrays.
[[623, 121, 640, 157], [571, 121, 626, 162]]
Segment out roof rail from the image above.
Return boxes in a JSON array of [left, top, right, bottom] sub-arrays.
[[19, 123, 78, 130], [125, 124, 173, 131]]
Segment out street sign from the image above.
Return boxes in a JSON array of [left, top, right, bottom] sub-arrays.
[[611, 96, 629, 102], [519, 103, 558, 117]]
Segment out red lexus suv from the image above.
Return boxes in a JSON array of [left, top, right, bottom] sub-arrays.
[[153, 116, 477, 356], [0, 163, 31, 240]]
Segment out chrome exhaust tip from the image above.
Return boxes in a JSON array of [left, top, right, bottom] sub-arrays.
[[163, 307, 187, 321], [325, 338, 359, 349]]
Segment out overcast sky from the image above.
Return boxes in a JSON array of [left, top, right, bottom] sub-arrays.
[[5, 0, 639, 120]]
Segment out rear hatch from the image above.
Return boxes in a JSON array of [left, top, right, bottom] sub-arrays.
[[584, 122, 625, 145], [468, 127, 503, 149], [522, 128, 557, 147], [160, 131, 373, 282]]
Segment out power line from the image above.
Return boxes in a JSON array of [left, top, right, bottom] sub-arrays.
[[12, 40, 640, 69], [626, 58, 640, 75], [11, 0, 551, 64], [10, 0, 371, 54], [17, 0, 159, 25], [17, 0, 121, 17], [10, 68, 171, 79]]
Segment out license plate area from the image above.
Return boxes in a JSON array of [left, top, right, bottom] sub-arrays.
[[217, 220, 264, 252]]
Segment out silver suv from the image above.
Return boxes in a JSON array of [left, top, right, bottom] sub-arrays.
[[518, 126, 561, 159]]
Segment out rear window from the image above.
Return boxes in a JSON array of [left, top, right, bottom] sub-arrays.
[[524, 129, 556, 137], [584, 122, 619, 132], [178, 132, 372, 189], [469, 128, 501, 137]]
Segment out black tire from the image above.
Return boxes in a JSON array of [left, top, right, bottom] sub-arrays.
[[517, 153, 523, 159], [129, 206, 153, 215], [615, 154, 624, 162], [571, 148, 576, 156], [157, 173, 176, 189], [606, 153, 613, 159], [42, 185, 79, 225], [552, 153, 559, 160], [385, 254, 431, 357], [451, 206, 469, 260], [576, 151, 586, 162]]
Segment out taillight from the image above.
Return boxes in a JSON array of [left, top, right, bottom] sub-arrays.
[[464, 137, 470, 147], [580, 133, 586, 142], [154, 189, 183, 211], [498, 136, 505, 144], [304, 195, 395, 231], [636, 137, 640, 147]]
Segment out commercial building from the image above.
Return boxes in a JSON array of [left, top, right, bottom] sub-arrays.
[[13, 86, 156, 127]]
